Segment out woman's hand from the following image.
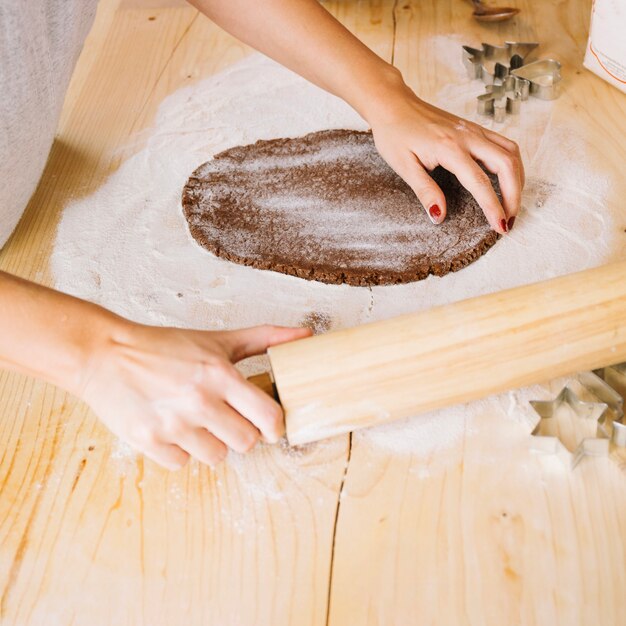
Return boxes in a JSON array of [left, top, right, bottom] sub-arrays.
[[0, 271, 311, 472], [189, 0, 524, 235], [368, 83, 524, 234], [81, 321, 311, 470]]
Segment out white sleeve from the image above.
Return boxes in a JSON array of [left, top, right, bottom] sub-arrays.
[[0, 0, 98, 248]]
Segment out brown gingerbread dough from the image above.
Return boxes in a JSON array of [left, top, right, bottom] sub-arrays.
[[182, 129, 500, 286]]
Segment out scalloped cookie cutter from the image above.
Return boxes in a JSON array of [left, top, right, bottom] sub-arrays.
[[511, 59, 562, 100]]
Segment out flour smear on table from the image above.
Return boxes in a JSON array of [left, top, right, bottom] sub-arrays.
[[52, 42, 621, 469]]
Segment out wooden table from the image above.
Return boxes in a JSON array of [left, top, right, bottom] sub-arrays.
[[1, 0, 626, 624]]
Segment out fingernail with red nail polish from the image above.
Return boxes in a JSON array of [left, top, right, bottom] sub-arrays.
[[500, 218, 508, 233], [429, 204, 441, 223], [508, 216, 516, 231]]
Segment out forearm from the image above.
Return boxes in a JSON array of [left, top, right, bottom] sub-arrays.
[[0, 271, 117, 395], [188, 0, 411, 123]]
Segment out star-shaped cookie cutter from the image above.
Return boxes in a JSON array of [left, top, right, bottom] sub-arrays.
[[462, 41, 539, 85], [529, 368, 626, 469], [530, 387, 610, 468]]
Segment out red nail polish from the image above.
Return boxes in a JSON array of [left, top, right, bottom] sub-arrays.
[[507, 216, 516, 231], [429, 204, 441, 221], [500, 218, 508, 233]]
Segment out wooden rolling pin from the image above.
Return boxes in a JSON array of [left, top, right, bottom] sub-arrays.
[[249, 260, 626, 445]]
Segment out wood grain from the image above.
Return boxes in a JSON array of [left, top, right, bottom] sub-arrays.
[[0, 0, 625, 624]]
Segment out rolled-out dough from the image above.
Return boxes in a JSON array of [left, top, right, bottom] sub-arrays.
[[182, 129, 500, 286]]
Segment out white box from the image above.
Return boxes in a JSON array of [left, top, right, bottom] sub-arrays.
[[584, 0, 626, 94]]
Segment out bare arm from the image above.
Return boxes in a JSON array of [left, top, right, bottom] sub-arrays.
[[0, 271, 106, 391], [191, 0, 399, 123], [190, 0, 524, 233]]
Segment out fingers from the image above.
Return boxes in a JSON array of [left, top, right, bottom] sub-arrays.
[[174, 427, 228, 467], [396, 154, 448, 224], [136, 394, 261, 471], [142, 441, 190, 471], [143, 427, 230, 470], [469, 140, 522, 228], [220, 324, 312, 362], [439, 148, 508, 234], [481, 129, 525, 187], [195, 353, 286, 445], [196, 399, 261, 453], [222, 371, 285, 443]]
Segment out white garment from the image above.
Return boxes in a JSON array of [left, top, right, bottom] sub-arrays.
[[0, 1, 98, 249]]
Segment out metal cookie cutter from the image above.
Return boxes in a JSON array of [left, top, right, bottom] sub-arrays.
[[595, 364, 626, 463], [476, 74, 530, 123], [530, 386, 610, 468], [511, 59, 562, 100], [462, 41, 538, 84], [529, 367, 626, 469]]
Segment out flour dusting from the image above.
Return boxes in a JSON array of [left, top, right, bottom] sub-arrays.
[[51, 49, 621, 469]]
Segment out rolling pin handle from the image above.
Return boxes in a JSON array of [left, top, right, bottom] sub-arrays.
[[247, 371, 280, 403]]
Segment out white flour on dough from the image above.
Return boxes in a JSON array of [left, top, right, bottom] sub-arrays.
[[52, 46, 621, 465]]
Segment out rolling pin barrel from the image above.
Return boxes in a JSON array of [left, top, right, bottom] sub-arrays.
[[262, 260, 626, 445]]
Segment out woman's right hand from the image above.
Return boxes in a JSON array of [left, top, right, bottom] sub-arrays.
[[80, 320, 311, 470]]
